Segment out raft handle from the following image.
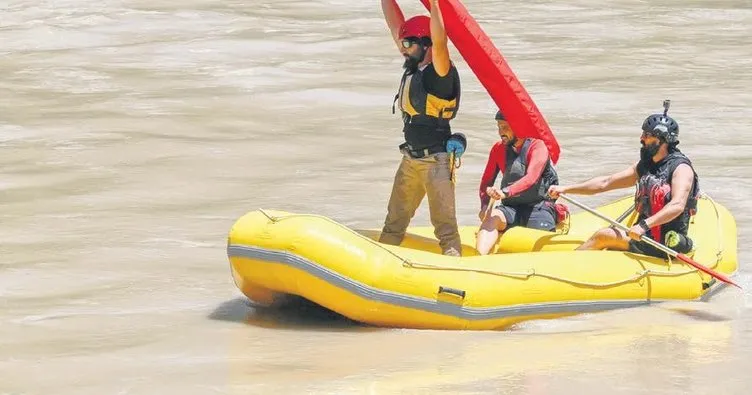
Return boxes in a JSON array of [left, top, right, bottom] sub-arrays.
[[438, 286, 466, 299]]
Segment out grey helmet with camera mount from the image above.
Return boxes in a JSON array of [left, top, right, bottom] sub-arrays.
[[641, 99, 679, 144]]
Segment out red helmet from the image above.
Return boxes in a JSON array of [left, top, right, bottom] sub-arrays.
[[399, 16, 431, 39]]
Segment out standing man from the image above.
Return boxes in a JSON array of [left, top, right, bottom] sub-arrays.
[[378, 0, 466, 256]]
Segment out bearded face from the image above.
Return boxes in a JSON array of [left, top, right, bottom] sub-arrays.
[[640, 132, 662, 163], [498, 120, 516, 147], [401, 38, 428, 74]]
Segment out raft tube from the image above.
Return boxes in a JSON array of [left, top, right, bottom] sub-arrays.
[[226, 195, 738, 330]]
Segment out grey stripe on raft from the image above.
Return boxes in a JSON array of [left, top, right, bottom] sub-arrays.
[[227, 244, 665, 321]]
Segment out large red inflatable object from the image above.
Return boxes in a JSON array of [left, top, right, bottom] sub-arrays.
[[419, 0, 561, 164]]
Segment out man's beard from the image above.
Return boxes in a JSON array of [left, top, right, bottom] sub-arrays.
[[640, 142, 661, 162], [503, 136, 517, 147], [402, 47, 426, 74]]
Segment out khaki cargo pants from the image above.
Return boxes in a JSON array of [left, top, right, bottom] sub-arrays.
[[379, 152, 462, 256]]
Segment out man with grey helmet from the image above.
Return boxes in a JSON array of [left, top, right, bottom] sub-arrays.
[[548, 100, 700, 258]]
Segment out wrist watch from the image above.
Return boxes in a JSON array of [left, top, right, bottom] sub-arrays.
[[638, 219, 650, 233], [501, 187, 510, 197]]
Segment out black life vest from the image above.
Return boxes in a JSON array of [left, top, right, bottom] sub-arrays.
[[499, 138, 559, 206], [392, 64, 460, 149], [634, 150, 700, 242]]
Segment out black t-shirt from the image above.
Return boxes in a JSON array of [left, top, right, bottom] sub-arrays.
[[421, 63, 458, 100]]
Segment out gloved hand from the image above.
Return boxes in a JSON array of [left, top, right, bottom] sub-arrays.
[[446, 139, 465, 158], [446, 133, 467, 158]]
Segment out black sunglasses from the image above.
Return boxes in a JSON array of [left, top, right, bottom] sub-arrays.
[[401, 38, 421, 48]]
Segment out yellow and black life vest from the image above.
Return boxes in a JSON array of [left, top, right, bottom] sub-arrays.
[[391, 64, 460, 149]]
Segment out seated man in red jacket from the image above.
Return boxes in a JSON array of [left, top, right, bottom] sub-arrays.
[[476, 109, 561, 255]]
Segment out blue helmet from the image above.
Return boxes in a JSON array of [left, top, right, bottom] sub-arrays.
[[642, 100, 679, 144], [494, 109, 505, 121]]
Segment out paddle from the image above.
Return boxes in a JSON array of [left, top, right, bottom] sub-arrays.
[[558, 193, 741, 289], [615, 203, 635, 224], [481, 198, 497, 223]]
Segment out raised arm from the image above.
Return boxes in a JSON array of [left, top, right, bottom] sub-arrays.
[[428, 0, 450, 76], [381, 0, 406, 52]]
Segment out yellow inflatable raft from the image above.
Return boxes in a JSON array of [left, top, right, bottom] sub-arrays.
[[226, 194, 738, 330]]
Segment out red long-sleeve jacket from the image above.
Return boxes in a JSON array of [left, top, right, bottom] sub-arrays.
[[479, 139, 550, 206]]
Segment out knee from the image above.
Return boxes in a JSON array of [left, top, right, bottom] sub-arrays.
[[590, 227, 619, 245], [481, 213, 506, 232]]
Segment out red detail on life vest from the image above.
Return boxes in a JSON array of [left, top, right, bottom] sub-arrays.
[[647, 183, 671, 241], [635, 174, 671, 241], [418, 0, 561, 164]]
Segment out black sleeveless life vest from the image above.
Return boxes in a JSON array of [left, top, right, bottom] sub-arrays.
[[499, 138, 559, 206], [634, 150, 700, 242]]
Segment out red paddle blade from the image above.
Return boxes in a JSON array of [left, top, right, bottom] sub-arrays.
[[676, 253, 741, 290], [419, 0, 561, 164]]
